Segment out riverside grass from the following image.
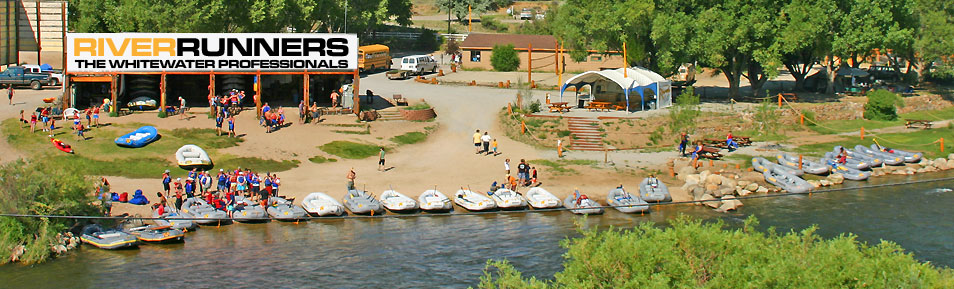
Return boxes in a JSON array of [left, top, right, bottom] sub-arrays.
[[319, 141, 381, 159], [1, 119, 299, 177], [796, 124, 953, 159], [479, 216, 954, 288]]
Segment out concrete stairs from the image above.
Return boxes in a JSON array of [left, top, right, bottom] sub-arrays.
[[566, 117, 605, 151], [376, 108, 404, 121]]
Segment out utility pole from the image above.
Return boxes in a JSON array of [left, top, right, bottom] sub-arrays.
[[344, 0, 348, 33], [447, 1, 452, 34]]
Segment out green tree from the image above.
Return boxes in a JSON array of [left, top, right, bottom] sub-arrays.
[[864, 89, 903, 120], [491, 44, 520, 71], [0, 160, 101, 264], [436, 0, 492, 23], [479, 216, 954, 288], [551, 0, 660, 72]]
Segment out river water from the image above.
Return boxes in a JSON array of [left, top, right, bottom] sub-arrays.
[[2, 173, 952, 288]]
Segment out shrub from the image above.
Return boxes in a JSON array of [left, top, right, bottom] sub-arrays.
[[444, 39, 460, 56], [556, 130, 571, 137], [481, 16, 508, 32], [416, 28, 439, 51], [667, 87, 700, 135], [864, 89, 903, 121], [479, 216, 954, 288], [526, 99, 542, 113], [157, 111, 167, 118], [491, 44, 520, 72], [405, 102, 432, 110]]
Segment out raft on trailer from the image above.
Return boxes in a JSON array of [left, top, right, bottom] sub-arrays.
[[524, 187, 562, 209], [752, 157, 803, 176], [51, 138, 73, 153], [564, 191, 604, 215], [870, 144, 921, 163], [762, 167, 813, 194], [454, 189, 496, 211], [301, 192, 345, 216], [418, 189, 453, 212], [823, 151, 870, 170], [820, 159, 871, 181], [232, 196, 269, 223], [80, 224, 138, 250], [638, 178, 672, 202], [490, 189, 527, 209], [343, 190, 385, 215], [776, 153, 830, 175], [833, 146, 882, 167], [854, 145, 904, 165], [380, 190, 419, 212], [176, 145, 212, 169], [266, 197, 308, 221], [181, 197, 230, 226], [115, 126, 159, 148], [128, 225, 185, 243], [606, 188, 649, 214], [153, 211, 197, 231], [127, 96, 158, 110]]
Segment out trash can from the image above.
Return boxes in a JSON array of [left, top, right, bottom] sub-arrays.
[[578, 99, 585, 108]]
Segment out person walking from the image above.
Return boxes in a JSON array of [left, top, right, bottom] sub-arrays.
[[678, 133, 689, 156], [481, 132, 492, 155], [378, 147, 386, 171], [178, 96, 187, 119], [330, 90, 339, 108], [473, 129, 482, 154], [7, 85, 13, 105], [491, 138, 498, 155], [92, 105, 101, 127], [504, 159, 511, 176], [346, 168, 356, 190]]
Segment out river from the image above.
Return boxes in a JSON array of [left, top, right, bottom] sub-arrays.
[[1, 173, 952, 288]]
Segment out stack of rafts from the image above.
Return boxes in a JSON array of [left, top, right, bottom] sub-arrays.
[[759, 145, 923, 193]]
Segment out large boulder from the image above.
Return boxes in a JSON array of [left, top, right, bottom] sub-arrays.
[[744, 182, 759, 191], [699, 194, 720, 208], [737, 180, 751, 188], [948, 153, 954, 160], [935, 158, 949, 170], [685, 174, 701, 185], [704, 183, 720, 193], [947, 159, 954, 169], [705, 174, 723, 185], [827, 173, 845, 184], [756, 186, 770, 194], [699, 170, 711, 183], [715, 187, 735, 198], [677, 166, 697, 180], [717, 196, 743, 212], [739, 171, 764, 183], [691, 185, 706, 200], [807, 180, 821, 188], [738, 189, 753, 196], [820, 179, 832, 186], [722, 177, 737, 189]]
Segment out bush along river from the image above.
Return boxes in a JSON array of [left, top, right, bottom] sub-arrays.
[[0, 171, 952, 288]]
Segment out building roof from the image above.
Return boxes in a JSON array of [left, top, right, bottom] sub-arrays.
[[459, 33, 557, 50]]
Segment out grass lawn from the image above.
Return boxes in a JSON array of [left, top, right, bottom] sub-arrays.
[[308, 155, 338, 164], [795, 124, 953, 159], [2, 119, 299, 177], [390, 131, 427, 145], [808, 107, 954, 135], [319, 141, 382, 159], [528, 159, 600, 174]]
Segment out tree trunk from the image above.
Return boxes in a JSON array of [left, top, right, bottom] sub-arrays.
[[822, 56, 838, 95], [746, 63, 768, 97], [784, 62, 812, 91], [723, 56, 743, 98]]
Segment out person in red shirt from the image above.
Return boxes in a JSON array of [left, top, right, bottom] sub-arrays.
[[92, 105, 100, 127]]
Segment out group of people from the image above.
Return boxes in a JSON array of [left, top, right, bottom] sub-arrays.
[[156, 167, 283, 217], [677, 132, 740, 160], [260, 102, 287, 133], [21, 104, 103, 140], [472, 129, 499, 156], [501, 158, 538, 191]]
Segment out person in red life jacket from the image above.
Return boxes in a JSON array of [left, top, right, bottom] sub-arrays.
[[92, 105, 101, 127], [726, 132, 738, 152], [837, 148, 849, 164]]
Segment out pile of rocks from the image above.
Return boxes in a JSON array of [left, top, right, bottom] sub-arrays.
[[9, 232, 80, 263], [678, 165, 845, 213]]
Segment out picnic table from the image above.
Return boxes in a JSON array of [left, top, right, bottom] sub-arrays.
[[704, 136, 753, 148], [698, 146, 723, 159], [548, 102, 570, 113], [586, 101, 612, 112], [904, 119, 932, 129]]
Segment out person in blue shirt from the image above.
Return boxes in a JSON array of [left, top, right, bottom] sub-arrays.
[[184, 180, 194, 198], [161, 170, 172, 197], [228, 116, 235, 137], [217, 169, 227, 192]]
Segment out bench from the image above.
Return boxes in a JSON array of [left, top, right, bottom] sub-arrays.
[[904, 119, 932, 129], [548, 102, 569, 113], [391, 94, 408, 106]]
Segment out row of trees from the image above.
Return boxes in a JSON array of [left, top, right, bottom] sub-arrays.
[[550, 0, 954, 96], [69, 0, 413, 36]]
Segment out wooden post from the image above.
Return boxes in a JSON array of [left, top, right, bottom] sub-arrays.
[[521, 120, 526, 134], [800, 114, 804, 125], [860, 127, 865, 140], [110, 74, 117, 113], [527, 43, 532, 84], [507, 103, 513, 115], [159, 73, 167, 113], [303, 74, 310, 106], [468, 5, 472, 32], [61, 2, 66, 71], [709, 159, 714, 167], [554, 40, 559, 76], [35, 0, 40, 64], [667, 159, 675, 177], [798, 155, 803, 170], [557, 43, 563, 88], [941, 138, 945, 152], [623, 42, 627, 78], [558, 140, 563, 158], [777, 93, 782, 108], [604, 147, 608, 163], [352, 69, 360, 114], [209, 73, 215, 117], [255, 72, 262, 117]]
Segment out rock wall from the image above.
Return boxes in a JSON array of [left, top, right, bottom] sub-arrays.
[[400, 108, 437, 121]]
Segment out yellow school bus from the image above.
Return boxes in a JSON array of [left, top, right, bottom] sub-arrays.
[[358, 44, 391, 72]]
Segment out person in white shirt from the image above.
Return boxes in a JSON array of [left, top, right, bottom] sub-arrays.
[[481, 132, 492, 155]]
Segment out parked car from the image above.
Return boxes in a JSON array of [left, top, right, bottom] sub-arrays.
[[867, 65, 900, 81], [399, 55, 438, 75], [22, 65, 64, 86], [520, 8, 533, 20], [0, 66, 55, 89]]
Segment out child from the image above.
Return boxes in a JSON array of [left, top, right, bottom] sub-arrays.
[[491, 139, 498, 155], [48, 118, 55, 137], [228, 116, 235, 137], [75, 123, 85, 140], [92, 105, 100, 127]]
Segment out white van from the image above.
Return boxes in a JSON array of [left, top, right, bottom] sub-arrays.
[[400, 55, 438, 75]]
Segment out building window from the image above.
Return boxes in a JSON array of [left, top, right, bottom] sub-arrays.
[[471, 51, 482, 62], [589, 55, 603, 62]]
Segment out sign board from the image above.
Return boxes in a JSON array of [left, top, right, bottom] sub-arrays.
[[66, 33, 358, 73]]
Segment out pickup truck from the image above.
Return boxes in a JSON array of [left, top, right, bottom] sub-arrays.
[[22, 65, 64, 86], [0, 66, 55, 89]]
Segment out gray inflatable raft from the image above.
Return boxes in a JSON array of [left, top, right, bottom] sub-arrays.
[[266, 197, 308, 221], [343, 190, 385, 215], [232, 196, 269, 223], [762, 167, 812, 194], [823, 151, 870, 170], [80, 224, 139, 250], [870, 144, 921, 163], [128, 225, 185, 243], [181, 197, 231, 226], [606, 188, 649, 213], [638, 178, 672, 202], [821, 159, 871, 181], [833, 146, 883, 167], [153, 211, 197, 231], [752, 157, 803, 176], [776, 153, 830, 175], [854, 145, 904, 165], [564, 191, 604, 215]]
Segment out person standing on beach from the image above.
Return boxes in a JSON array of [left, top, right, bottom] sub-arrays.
[[481, 132, 492, 155], [504, 159, 511, 176], [84, 108, 92, 126], [7, 85, 13, 105], [473, 129, 482, 154], [346, 168, 356, 190], [161, 170, 172, 197], [215, 112, 224, 136], [517, 159, 528, 186], [491, 138, 498, 155], [378, 147, 386, 171], [92, 105, 100, 127], [228, 116, 235, 137]]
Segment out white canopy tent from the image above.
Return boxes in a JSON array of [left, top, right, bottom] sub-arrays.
[[559, 67, 672, 111]]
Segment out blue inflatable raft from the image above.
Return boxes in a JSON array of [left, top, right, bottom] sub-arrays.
[[115, 126, 159, 148]]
